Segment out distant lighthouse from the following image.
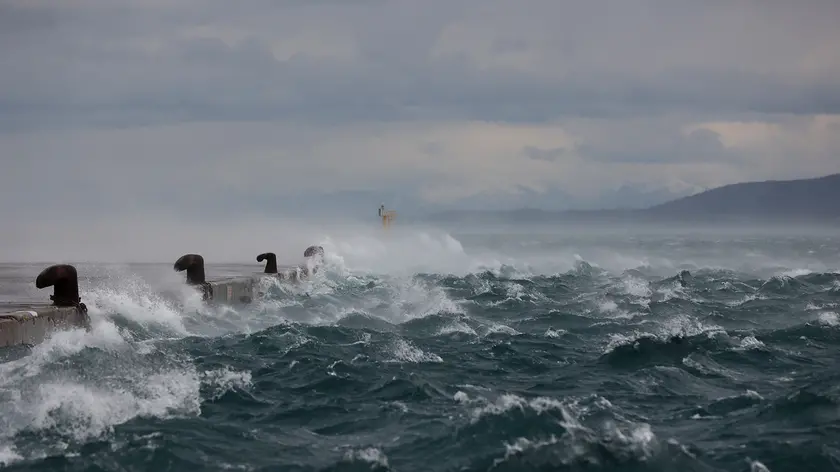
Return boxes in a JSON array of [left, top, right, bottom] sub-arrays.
[[379, 204, 396, 229]]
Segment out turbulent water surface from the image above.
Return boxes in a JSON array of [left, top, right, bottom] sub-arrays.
[[1, 226, 840, 471]]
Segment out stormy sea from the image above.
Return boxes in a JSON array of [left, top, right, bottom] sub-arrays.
[[1, 225, 839, 472]]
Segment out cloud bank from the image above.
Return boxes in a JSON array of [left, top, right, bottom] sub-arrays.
[[2, 0, 839, 260]]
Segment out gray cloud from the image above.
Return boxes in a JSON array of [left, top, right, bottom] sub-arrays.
[[522, 146, 567, 162], [570, 120, 733, 165], [2, 0, 840, 130], [2, 0, 840, 260]]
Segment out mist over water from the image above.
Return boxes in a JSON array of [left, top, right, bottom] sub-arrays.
[[1, 223, 839, 471]]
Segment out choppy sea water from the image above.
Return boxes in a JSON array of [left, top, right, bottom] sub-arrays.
[[1, 226, 840, 471]]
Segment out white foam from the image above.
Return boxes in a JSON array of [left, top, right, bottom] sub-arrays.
[[481, 323, 521, 336], [726, 293, 765, 307], [735, 336, 767, 351], [604, 315, 725, 354], [779, 268, 813, 278], [318, 230, 473, 277], [544, 328, 567, 338], [454, 391, 576, 424], [30, 372, 200, 440], [602, 421, 658, 460], [817, 312, 839, 327], [599, 300, 619, 313], [620, 277, 653, 299], [453, 390, 660, 468], [493, 435, 561, 468], [387, 338, 443, 364], [750, 459, 771, 472], [86, 284, 188, 336], [343, 447, 390, 468], [201, 367, 254, 401], [0, 445, 22, 467], [0, 272, 253, 463], [436, 321, 478, 337], [594, 299, 637, 320]]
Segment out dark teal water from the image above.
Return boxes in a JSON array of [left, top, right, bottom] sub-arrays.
[[1, 228, 839, 471]]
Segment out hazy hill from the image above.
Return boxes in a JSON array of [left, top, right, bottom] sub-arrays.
[[646, 173, 840, 221], [425, 173, 840, 225]]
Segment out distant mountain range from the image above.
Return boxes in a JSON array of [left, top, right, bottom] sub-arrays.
[[425, 173, 840, 225]]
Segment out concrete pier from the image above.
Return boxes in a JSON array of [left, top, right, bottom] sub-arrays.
[[174, 246, 325, 305], [173, 254, 257, 305], [0, 264, 91, 348], [258, 246, 325, 282]]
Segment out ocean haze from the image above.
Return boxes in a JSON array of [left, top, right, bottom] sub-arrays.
[[4, 172, 840, 264], [2, 0, 840, 229], [426, 173, 840, 226]]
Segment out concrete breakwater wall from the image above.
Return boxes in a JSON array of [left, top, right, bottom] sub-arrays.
[[0, 264, 90, 348], [173, 246, 325, 305], [1, 245, 325, 348]]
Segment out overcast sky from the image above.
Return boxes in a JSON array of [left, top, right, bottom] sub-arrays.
[[2, 0, 840, 261]]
